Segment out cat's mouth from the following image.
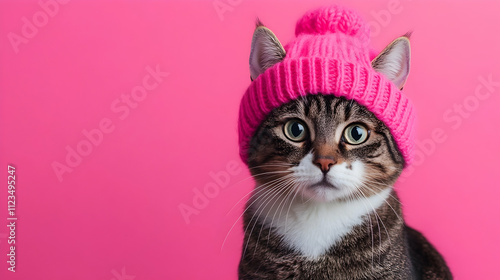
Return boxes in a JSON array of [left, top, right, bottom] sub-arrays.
[[309, 177, 337, 189]]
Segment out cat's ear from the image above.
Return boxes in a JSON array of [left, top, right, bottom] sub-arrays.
[[249, 21, 286, 81], [371, 34, 411, 90]]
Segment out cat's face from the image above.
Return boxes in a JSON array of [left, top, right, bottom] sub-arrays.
[[247, 94, 404, 203], [246, 23, 411, 204]]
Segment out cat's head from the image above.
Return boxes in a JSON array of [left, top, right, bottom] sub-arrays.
[[242, 12, 412, 203]]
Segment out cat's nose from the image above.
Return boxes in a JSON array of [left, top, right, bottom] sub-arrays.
[[313, 157, 336, 173]]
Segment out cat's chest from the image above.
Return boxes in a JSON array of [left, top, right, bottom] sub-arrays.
[[260, 188, 391, 259]]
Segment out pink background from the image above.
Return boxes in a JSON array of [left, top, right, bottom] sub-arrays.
[[1, 0, 499, 279]]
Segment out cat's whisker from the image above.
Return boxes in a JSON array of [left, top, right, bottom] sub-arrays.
[[360, 181, 403, 223], [242, 182, 290, 258], [351, 189, 376, 269], [242, 178, 294, 238], [221, 175, 293, 252], [243, 179, 295, 258], [267, 178, 301, 243], [253, 179, 295, 257], [224, 171, 294, 216], [264, 181, 294, 237], [219, 168, 292, 193], [362, 185, 402, 222], [354, 187, 391, 266], [224, 176, 287, 219], [283, 181, 302, 235], [360, 176, 402, 205]]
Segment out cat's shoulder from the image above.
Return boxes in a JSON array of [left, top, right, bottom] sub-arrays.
[[404, 225, 453, 279]]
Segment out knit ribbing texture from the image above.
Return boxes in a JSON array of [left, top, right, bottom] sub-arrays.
[[238, 5, 416, 166]]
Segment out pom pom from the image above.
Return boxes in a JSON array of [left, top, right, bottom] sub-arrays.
[[295, 5, 369, 41]]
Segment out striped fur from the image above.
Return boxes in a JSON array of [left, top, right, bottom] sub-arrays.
[[239, 95, 452, 279]]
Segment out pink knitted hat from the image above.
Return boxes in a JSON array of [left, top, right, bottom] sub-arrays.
[[238, 5, 416, 166]]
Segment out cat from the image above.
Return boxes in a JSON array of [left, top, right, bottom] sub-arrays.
[[237, 6, 452, 280]]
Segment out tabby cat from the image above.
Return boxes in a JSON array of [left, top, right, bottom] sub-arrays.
[[237, 12, 452, 280]]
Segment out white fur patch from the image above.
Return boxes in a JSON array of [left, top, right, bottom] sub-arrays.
[[251, 152, 392, 259]]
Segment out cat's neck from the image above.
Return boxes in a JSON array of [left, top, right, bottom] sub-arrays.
[[248, 186, 402, 259]]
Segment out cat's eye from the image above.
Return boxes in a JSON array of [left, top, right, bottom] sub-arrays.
[[283, 119, 308, 142], [343, 123, 369, 145]]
